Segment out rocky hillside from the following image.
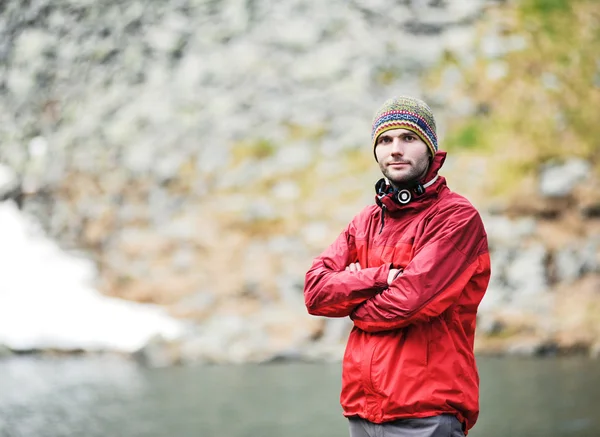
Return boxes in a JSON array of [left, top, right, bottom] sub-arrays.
[[426, 0, 600, 356], [0, 0, 598, 364]]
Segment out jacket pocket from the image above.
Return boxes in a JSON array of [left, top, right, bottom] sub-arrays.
[[368, 327, 428, 397]]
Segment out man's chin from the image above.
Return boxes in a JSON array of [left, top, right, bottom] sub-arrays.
[[386, 173, 414, 187]]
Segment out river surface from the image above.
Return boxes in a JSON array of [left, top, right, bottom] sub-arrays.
[[0, 355, 598, 437]]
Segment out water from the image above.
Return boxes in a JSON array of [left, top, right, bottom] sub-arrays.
[[0, 355, 598, 437]]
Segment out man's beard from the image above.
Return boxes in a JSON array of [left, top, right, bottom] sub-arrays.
[[380, 160, 428, 188]]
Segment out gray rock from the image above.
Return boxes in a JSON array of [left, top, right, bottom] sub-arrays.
[[242, 196, 278, 222], [267, 235, 307, 256], [478, 283, 509, 313], [153, 151, 186, 183], [275, 275, 305, 307], [133, 335, 179, 368], [555, 240, 599, 283], [482, 215, 537, 246], [196, 143, 231, 176], [505, 244, 549, 310], [0, 164, 20, 200], [301, 221, 331, 247], [476, 314, 507, 336], [271, 181, 301, 201], [4, 0, 581, 364], [320, 317, 353, 344], [0, 344, 14, 358], [273, 143, 314, 172], [178, 314, 270, 364], [302, 342, 345, 362], [480, 33, 506, 59], [172, 290, 216, 314], [122, 144, 156, 175], [487, 61, 508, 81], [590, 342, 600, 359], [506, 338, 552, 357], [539, 159, 592, 198]]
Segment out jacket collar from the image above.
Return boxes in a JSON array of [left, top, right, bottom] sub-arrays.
[[375, 151, 447, 214]]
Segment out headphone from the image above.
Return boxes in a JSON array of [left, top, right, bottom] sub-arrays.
[[375, 175, 438, 205]]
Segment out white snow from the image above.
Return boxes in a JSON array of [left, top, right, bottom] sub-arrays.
[[0, 200, 185, 352]]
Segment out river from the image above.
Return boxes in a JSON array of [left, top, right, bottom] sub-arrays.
[[0, 355, 598, 437]]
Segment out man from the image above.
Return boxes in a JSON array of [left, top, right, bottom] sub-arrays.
[[304, 96, 491, 437]]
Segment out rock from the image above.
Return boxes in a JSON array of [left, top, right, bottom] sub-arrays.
[[272, 143, 314, 172], [483, 215, 537, 247], [275, 275, 305, 307], [301, 221, 331, 248], [301, 341, 345, 362], [505, 338, 553, 357], [487, 61, 508, 81], [541, 72, 560, 91], [122, 143, 157, 175], [242, 196, 278, 222], [2, 0, 597, 364], [271, 181, 301, 201], [539, 159, 592, 198], [590, 342, 600, 359], [505, 244, 548, 299], [476, 315, 506, 336], [178, 315, 251, 364], [478, 283, 509, 313], [170, 290, 216, 320], [480, 33, 505, 59], [0, 343, 14, 358], [0, 164, 20, 201], [196, 143, 231, 176], [177, 306, 322, 364], [320, 317, 353, 344], [554, 241, 599, 283], [132, 335, 180, 368]]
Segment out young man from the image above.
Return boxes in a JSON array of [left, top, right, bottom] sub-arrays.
[[304, 96, 491, 437]]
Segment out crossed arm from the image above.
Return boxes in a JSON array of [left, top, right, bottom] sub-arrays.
[[304, 205, 489, 332], [303, 221, 390, 318]]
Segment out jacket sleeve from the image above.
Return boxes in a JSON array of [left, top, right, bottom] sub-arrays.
[[350, 204, 490, 332], [304, 215, 390, 318]]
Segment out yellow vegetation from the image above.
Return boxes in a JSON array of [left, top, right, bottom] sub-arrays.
[[428, 0, 600, 200]]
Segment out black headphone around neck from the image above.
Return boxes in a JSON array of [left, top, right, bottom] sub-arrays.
[[375, 176, 437, 205]]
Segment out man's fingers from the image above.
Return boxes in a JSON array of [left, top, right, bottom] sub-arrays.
[[387, 268, 401, 285], [346, 262, 362, 272]]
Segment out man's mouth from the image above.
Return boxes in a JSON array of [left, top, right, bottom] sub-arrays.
[[388, 161, 410, 168]]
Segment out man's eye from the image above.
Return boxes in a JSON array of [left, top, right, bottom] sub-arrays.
[[405, 135, 415, 141]]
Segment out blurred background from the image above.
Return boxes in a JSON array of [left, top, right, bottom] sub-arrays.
[[0, 0, 599, 436]]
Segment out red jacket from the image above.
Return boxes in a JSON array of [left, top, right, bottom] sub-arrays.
[[304, 152, 490, 433]]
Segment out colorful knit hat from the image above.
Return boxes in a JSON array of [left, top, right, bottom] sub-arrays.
[[371, 96, 438, 159]]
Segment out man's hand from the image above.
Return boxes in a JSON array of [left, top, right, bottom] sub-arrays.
[[345, 262, 362, 272], [347, 262, 401, 285], [387, 268, 402, 285]]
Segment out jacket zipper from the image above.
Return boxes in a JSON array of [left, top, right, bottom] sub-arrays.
[[379, 204, 386, 234]]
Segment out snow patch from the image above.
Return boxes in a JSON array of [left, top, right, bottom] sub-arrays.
[[0, 201, 184, 352]]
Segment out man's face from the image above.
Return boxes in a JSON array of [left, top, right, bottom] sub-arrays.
[[375, 128, 431, 188]]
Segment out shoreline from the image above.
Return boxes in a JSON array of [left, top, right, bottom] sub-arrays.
[[2, 336, 598, 366]]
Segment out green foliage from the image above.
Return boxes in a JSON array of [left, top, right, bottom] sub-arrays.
[[231, 138, 276, 163], [522, 0, 571, 16], [284, 122, 327, 142], [375, 67, 400, 86], [429, 0, 600, 199], [444, 120, 489, 151]]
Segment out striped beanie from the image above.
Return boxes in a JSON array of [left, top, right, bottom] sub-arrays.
[[371, 96, 438, 159]]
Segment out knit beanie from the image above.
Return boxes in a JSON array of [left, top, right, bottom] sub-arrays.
[[371, 96, 438, 159]]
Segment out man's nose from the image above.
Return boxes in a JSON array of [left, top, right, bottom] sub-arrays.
[[391, 138, 404, 155]]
